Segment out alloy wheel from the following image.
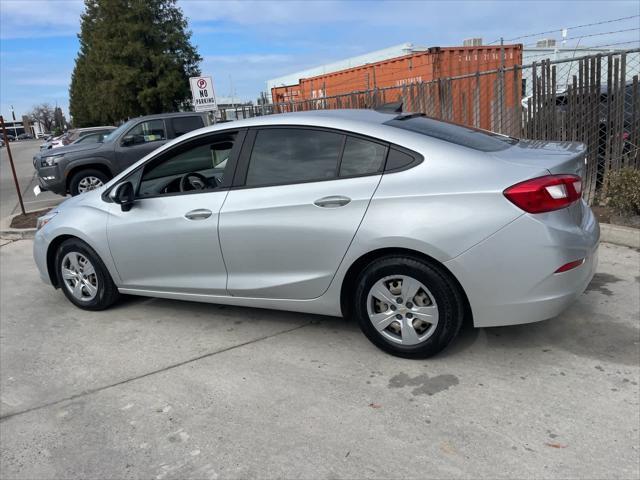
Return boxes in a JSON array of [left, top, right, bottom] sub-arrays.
[[77, 176, 104, 193]]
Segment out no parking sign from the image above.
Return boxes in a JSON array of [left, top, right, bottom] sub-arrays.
[[189, 75, 217, 112]]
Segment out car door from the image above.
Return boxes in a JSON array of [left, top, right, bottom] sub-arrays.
[[107, 129, 244, 294], [219, 127, 388, 300], [114, 118, 169, 171]]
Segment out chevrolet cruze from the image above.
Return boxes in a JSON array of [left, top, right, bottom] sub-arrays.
[[33, 110, 599, 358]]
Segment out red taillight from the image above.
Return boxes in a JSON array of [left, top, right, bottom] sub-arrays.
[[555, 258, 585, 273], [503, 174, 582, 213]]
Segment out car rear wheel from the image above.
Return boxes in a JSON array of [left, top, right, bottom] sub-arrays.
[[55, 238, 119, 310], [69, 169, 109, 196], [354, 256, 464, 358]]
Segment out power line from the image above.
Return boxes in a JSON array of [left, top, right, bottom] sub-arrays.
[[523, 27, 640, 47], [523, 41, 640, 61], [488, 14, 640, 44]]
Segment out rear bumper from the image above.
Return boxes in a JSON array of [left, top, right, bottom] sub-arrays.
[[445, 201, 599, 328]]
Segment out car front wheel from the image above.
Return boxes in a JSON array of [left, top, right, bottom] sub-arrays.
[[55, 238, 119, 310], [354, 256, 464, 358], [69, 169, 109, 196]]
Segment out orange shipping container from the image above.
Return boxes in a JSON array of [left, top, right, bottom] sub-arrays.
[[272, 45, 523, 130]]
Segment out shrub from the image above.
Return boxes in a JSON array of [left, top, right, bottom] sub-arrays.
[[605, 168, 640, 216]]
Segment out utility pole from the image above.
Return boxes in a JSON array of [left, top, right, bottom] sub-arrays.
[[229, 75, 236, 109], [499, 37, 505, 133], [10, 105, 18, 138]]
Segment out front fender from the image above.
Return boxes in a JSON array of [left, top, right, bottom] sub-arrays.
[[62, 156, 115, 179], [40, 201, 122, 286]]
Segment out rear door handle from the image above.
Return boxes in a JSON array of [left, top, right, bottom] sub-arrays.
[[313, 195, 351, 208], [185, 209, 212, 220]]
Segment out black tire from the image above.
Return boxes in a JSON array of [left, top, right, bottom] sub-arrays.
[[55, 238, 120, 310], [69, 169, 110, 196], [353, 255, 464, 359]]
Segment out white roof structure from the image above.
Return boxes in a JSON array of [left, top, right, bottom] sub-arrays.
[[267, 43, 427, 91]]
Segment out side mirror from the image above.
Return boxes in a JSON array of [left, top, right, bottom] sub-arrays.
[[109, 182, 135, 211], [122, 135, 135, 147]]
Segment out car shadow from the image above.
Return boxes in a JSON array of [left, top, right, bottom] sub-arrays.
[[111, 293, 339, 328], [109, 291, 638, 367], [480, 300, 638, 367]]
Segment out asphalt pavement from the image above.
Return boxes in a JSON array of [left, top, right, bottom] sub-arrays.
[[0, 239, 638, 479], [0, 140, 63, 219]]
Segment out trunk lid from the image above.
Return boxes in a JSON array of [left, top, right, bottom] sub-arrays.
[[491, 140, 586, 176], [492, 140, 588, 225]]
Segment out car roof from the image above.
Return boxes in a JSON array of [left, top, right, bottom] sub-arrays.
[[126, 111, 207, 122], [216, 109, 397, 129], [73, 126, 116, 132], [171, 109, 440, 155]]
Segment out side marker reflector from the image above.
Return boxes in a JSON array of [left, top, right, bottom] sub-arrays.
[[555, 258, 585, 273]]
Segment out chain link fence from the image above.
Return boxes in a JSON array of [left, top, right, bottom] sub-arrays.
[[221, 48, 640, 205]]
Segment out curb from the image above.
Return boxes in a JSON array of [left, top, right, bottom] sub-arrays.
[[0, 213, 36, 239], [0, 229, 36, 239], [600, 223, 640, 249]]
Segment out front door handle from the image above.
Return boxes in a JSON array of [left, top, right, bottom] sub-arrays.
[[313, 195, 351, 208], [185, 209, 212, 220]]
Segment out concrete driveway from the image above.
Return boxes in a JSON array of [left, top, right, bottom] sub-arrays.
[[0, 239, 638, 479]]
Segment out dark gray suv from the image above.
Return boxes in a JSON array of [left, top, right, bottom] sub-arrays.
[[35, 112, 209, 196]]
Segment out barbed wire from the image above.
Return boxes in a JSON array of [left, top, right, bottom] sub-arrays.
[[522, 27, 640, 47], [487, 14, 640, 45], [523, 41, 640, 61]]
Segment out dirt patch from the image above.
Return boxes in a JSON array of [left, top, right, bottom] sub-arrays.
[[592, 205, 640, 229], [9, 209, 51, 229]]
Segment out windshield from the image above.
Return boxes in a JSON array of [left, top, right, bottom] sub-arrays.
[[102, 120, 135, 143], [385, 115, 518, 152]]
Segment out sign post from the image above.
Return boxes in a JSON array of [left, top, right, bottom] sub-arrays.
[[0, 115, 26, 216], [189, 76, 217, 117]]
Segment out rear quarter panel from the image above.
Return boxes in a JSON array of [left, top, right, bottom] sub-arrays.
[[346, 137, 548, 263], [321, 136, 554, 316]]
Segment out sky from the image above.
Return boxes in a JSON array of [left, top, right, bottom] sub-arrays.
[[1, 0, 639, 121]]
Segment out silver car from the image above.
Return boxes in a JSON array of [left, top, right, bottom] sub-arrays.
[[33, 110, 599, 358]]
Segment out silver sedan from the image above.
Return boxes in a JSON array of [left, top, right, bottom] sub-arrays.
[[33, 110, 599, 358]]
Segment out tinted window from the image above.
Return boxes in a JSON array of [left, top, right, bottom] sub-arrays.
[[126, 120, 166, 145], [339, 137, 387, 176], [138, 132, 236, 197], [172, 116, 204, 136], [246, 129, 343, 186], [385, 116, 518, 152], [385, 148, 415, 170]]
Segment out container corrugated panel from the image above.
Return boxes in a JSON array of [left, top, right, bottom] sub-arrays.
[[272, 44, 523, 130]]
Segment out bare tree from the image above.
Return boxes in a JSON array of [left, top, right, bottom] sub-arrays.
[[30, 103, 56, 132]]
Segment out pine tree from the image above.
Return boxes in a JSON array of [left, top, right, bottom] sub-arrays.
[[69, 0, 201, 126]]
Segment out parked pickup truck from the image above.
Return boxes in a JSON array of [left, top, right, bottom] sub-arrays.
[[34, 112, 209, 196]]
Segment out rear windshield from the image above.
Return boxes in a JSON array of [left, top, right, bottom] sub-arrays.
[[385, 115, 518, 152]]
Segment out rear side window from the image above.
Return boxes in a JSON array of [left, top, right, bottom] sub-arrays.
[[339, 137, 387, 176], [385, 116, 518, 152], [246, 128, 343, 187], [172, 116, 204, 137]]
